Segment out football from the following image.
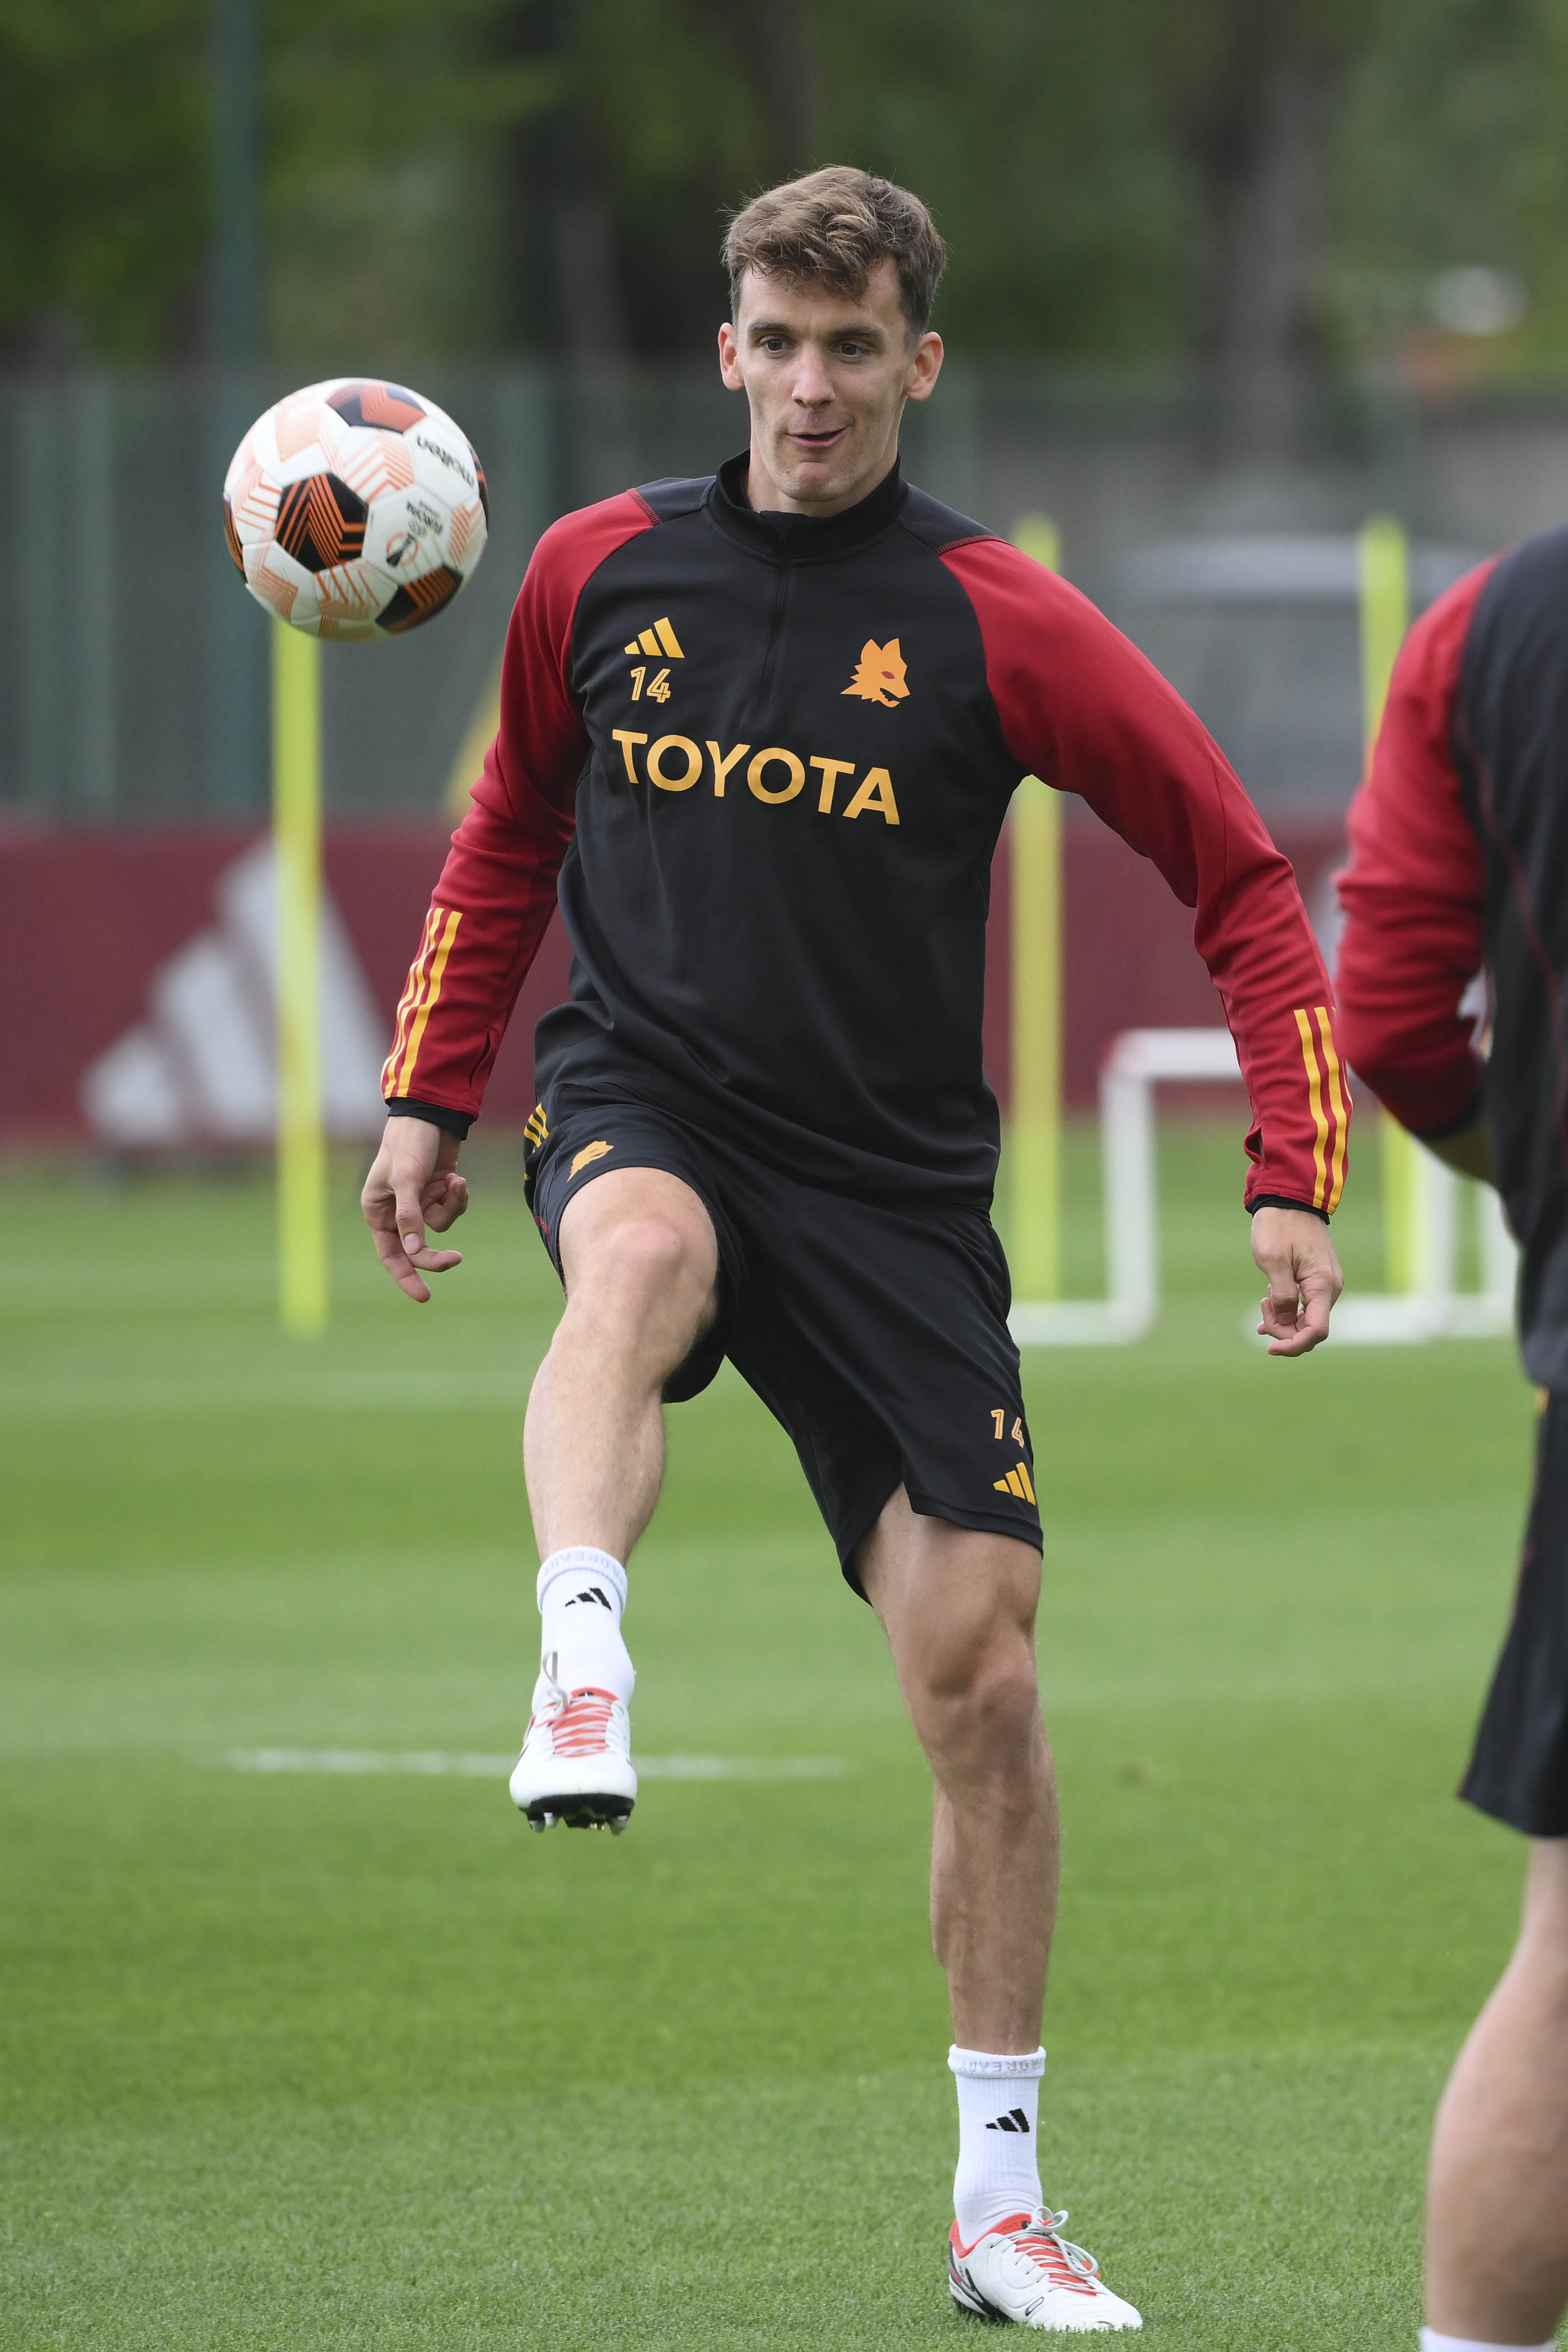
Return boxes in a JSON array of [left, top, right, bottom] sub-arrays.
[[223, 379, 488, 639]]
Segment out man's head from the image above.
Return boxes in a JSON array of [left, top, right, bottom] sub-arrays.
[[718, 167, 946, 517]]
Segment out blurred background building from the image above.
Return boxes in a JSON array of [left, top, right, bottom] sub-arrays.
[[3, 0, 1564, 1146]]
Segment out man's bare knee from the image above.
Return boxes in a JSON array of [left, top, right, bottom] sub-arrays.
[[862, 1504, 1043, 1753], [557, 1170, 720, 1365], [576, 1215, 711, 1324], [912, 1642, 1040, 1759]]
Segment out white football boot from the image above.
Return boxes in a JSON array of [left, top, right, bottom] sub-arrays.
[[508, 1659, 636, 1833], [948, 2209, 1142, 2331]]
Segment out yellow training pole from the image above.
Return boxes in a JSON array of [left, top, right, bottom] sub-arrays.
[[1357, 517, 1419, 1294], [273, 619, 328, 1336], [1010, 514, 1064, 1299]]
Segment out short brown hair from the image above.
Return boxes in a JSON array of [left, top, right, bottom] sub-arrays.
[[723, 166, 946, 337]]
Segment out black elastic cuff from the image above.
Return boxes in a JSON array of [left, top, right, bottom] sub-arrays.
[[1248, 1194, 1329, 1225], [385, 1098, 472, 1140], [1412, 1091, 1485, 1146]]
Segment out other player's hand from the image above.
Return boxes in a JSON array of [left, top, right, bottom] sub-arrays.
[[1425, 1109, 1496, 1188], [361, 1116, 469, 1302], [1250, 1205, 1343, 1357]]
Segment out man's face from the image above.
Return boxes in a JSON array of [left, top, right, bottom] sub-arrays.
[[717, 259, 942, 516]]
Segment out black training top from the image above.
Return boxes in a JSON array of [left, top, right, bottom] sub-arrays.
[[384, 454, 1340, 1214]]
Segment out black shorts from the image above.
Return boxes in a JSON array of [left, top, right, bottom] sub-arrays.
[[1463, 1389, 1568, 1836], [522, 1080, 1042, 1592]]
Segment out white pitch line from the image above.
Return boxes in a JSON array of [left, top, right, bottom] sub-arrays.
[[224, 1749, 848, 1781]]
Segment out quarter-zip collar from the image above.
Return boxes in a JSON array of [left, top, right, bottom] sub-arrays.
[[707, 449, 908, 566]]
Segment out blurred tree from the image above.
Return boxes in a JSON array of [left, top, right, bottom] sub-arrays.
[[547, 0, 823, 356], [1332, 0, 1568, 372], [505, 0, 1189, 361], [817, 0, 1188, 360], [0, 0, 208, 362], [10, 0, 1568, 382], [1144, 0, 1377, 450], [496, 0, 631, 361], [0, 0, 550, 368], [264, 0, 552, 368], [496, 0, 1164, 358]]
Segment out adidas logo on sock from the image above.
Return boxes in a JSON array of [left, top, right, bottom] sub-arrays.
[[986, 2107, 1031, 2133], [564, 1586, 613, 1610]]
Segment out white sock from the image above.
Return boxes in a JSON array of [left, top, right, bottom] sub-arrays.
[[950, 2045, 1047, 2245], [1420, 2334, 1555, 2352], [536, 1548, 633, 1705]]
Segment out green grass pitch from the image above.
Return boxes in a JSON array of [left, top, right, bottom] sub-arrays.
[[0, 1123, 1541, 2348]]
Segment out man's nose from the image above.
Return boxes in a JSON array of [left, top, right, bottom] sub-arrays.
[[791, 348, 834, 405]]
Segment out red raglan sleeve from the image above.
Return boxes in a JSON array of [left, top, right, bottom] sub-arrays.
[[1334, 563, 1492, 1136], [381, 492, 654, 1126], [942, 536, 1347, 1215]]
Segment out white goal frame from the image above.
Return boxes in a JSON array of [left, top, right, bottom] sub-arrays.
[[1007, 1026, 1516, 1348]]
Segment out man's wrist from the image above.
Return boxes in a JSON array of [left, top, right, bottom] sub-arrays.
[[1248, 1194, 1330, 1225], [385, 1098, 472, 1140]]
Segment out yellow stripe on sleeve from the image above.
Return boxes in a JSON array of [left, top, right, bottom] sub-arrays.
[[381, 908, 440, 1096], [391, 907, 462, 1096], [1294, 1007, 1329, 1212], [1315, 1006, 1349, 1213]]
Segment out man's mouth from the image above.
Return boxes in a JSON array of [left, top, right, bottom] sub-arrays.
[[787, 425, 850, 452]]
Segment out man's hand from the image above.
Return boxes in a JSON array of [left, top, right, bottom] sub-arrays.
[[361, 1116, 469, 1302], [1251, 1205, 1343, 1356]]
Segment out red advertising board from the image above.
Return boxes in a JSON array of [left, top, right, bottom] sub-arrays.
[[0, 814, 1347, 1150]]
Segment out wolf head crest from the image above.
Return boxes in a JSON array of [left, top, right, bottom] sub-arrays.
[[842, 638, 909, 708]]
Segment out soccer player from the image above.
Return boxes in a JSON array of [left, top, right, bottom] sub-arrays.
[[362, 167, 1346, 2331], [1338, 529, 1568, 2352]]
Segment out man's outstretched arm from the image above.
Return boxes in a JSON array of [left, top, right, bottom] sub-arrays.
[[942, 534, 1350, 1335]]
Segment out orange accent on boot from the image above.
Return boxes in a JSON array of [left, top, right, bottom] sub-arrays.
[[950, 2214, 1034, 2260], [550, 1687, 620, 1756]]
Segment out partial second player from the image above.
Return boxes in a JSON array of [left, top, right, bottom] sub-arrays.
[[361, 169, 1347, 2333]]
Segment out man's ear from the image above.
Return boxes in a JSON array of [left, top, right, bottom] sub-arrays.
[[904, 331, 944, 406]]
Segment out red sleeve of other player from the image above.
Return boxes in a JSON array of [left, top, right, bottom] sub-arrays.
[[942, 536, 1348, 1215], [381, 491, 656, 1121], [1334, 562, 1493, 1137]]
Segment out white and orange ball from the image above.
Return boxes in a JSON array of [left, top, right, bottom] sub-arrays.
[[223, 379, 488, 639]]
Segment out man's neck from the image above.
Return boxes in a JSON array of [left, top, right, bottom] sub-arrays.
[[743, 436, 901, 519]]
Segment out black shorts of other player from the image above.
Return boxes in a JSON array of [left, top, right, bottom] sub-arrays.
[[523, 1080, 1042, 1593], [1464, 1389, 1568, 1836]]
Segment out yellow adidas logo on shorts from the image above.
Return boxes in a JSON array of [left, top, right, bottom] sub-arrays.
[[994, 1461, 1036, 1502]]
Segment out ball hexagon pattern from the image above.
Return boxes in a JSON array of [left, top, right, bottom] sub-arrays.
[[222, 379, 489, 640]]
